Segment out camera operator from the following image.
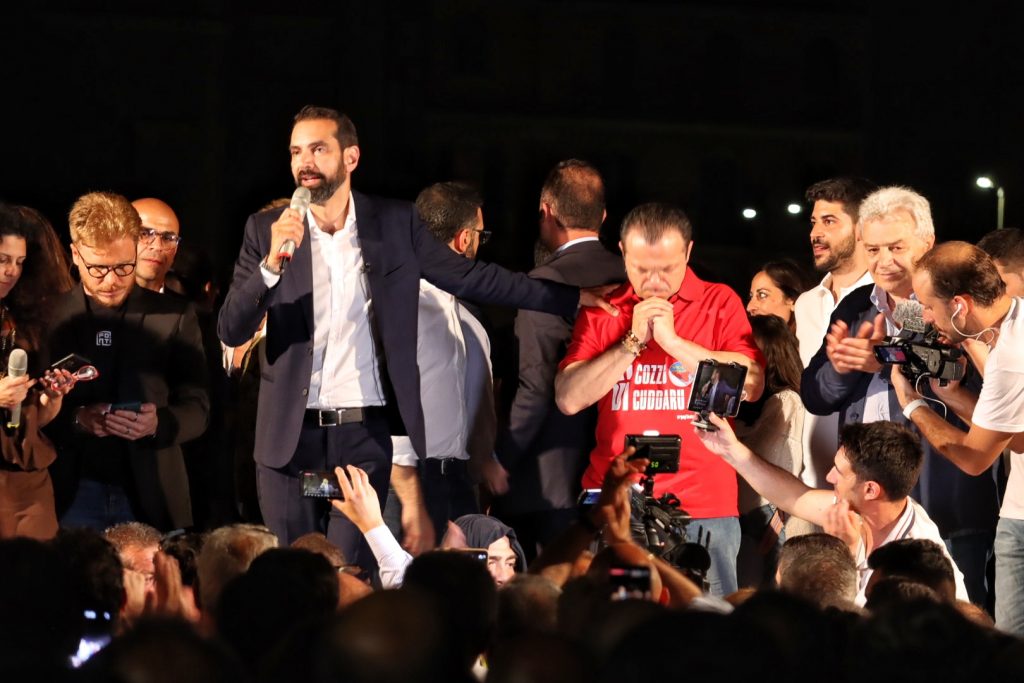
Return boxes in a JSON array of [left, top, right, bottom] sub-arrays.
[[890, 240, 1024, 634], [801, 187, 999, 605]]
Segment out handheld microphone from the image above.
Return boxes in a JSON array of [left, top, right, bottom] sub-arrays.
[[6, 349, 28, 429], [278, 186, 312, 271]]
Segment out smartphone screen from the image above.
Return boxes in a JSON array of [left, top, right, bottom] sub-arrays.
[[300, 470, 344, 499], [609, 564, 652, 601], [687, 360, 748, 418]]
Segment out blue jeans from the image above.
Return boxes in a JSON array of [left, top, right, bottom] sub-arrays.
[[60, 479, 135, 532], [995, 517, 1024, 635]]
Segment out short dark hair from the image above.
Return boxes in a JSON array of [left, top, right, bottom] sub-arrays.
[[620, 202, 692, 248], [867, 539, 956, 602], [50, 529, 125, 625], [759, 259, 813, 302], [749, 314, 803, 395], [777, 533, 857, 609], [414, 181, 483, 244], [839, 422, 923, 500], [293, 105, 359, 149], [978, 227, 1024, 269], [540, 159, 606, 232], [915, 241, 1006, 307], [804, 177, 878, 224]]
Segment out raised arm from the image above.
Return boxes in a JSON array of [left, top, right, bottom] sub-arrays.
[[695, 413, 834, 526]]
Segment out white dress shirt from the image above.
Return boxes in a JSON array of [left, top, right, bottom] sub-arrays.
[[392, 281, 469, 467], [261, 195, 386, 409], [794, 270, 873, 490]]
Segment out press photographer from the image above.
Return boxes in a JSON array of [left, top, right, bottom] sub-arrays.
[[890, 240, 1024, 635]]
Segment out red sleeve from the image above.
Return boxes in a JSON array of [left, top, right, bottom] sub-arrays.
[[559, 304, 629, 371]]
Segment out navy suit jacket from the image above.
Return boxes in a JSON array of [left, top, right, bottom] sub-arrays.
[[218, 191, 579, 468]]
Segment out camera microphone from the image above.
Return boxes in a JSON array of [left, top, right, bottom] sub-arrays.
[[6, 349, 28, 429], [892, 300, 928, 334], [278, 186, 312, 273]]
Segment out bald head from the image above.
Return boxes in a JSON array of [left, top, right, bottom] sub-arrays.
[[132, 198, 180, 291]]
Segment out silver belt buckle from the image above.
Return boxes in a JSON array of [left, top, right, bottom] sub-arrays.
[[318, 409, 340, 427]]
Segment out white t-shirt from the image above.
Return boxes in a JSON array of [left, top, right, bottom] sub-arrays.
[[973, 298, 1024, 519], [854, 498, 969, 606]]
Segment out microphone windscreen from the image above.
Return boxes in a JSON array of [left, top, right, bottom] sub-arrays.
[[7, 349, 27, 376], [290, 186, 312, 214]]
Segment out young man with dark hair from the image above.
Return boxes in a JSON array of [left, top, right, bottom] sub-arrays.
[[697, 418, 968, 604], [891, 240, 1024, 634], [794, 177, 877, 500], [555, 202, 764, 596]]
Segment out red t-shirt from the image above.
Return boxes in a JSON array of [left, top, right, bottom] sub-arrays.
[[560, 268, 762, 518]]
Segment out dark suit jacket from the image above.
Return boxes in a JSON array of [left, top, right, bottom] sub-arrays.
[[217, 191, 579, 468], [498, 239, 625, 512], [45, 285, 210, 529]]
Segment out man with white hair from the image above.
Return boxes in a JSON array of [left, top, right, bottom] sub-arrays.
[[800, 186, 999, 605]]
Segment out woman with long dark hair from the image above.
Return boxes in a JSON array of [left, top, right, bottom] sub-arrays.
[[733, 314, 806, 587], [746, 260, 812, 333], [0, 204, 77, 539]]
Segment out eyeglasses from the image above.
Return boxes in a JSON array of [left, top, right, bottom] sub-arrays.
[[140, 228, 182, 246], [82, 261, 136, 278], [471, 229, 492, 245]]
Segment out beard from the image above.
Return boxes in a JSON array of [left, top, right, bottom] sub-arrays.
[[297, 168, 346, 205], [812, 231, 857, 273]]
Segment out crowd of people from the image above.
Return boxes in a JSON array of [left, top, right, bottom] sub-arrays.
[[1, 104, 1024, 681]]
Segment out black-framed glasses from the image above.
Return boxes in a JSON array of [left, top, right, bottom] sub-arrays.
[[471, 229, 492, 245], [83, 261, 136, 278], [140, 228, 182, 246]]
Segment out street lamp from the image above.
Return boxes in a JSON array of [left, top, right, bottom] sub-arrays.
[[786, 203, 802, 215], [975, 176, 1006, 229], [741, 208, 757, 220]]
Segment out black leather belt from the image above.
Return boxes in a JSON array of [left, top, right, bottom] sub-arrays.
[[304, 407, 378, 427]]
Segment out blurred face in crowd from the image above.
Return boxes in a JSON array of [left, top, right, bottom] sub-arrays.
[[486, 535, 517, 587], [121, 543, 159, 595], [72, 238, 137, 308], [747, 270, 795, 323], [621, 228, 693, 300], [0, 235, 27, 300], [290, 118, 356, 205], [993, 259, 1024, 298], [809, 200, 857, 273], [133, 199, 180, 290], [860, 211, 933, 300]]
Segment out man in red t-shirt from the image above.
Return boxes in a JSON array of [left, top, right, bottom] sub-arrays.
[[555, 202, 764, 595]]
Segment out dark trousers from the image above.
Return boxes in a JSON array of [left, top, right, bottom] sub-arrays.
[[383, 457, 479, 544], [256, 412, 391, 571]]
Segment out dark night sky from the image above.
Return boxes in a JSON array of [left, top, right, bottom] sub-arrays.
[[1, 1, 1021, 295]]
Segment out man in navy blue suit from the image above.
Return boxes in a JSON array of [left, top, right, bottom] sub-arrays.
[[218, 106, 607, 568]]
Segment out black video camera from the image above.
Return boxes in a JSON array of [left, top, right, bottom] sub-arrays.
[[873, 306, 963, 385]]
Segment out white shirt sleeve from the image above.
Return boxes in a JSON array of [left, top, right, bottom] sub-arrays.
[[391, 436, 419, 467], [364, 525, 413, 589], [973, 367, 1024, 432]]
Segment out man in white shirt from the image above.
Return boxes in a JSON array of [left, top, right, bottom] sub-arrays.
[[696, 416, 968, 605], [891, 241, 1024, 633], [385, 181, 507, 549], [793, 178, 876, 494]]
